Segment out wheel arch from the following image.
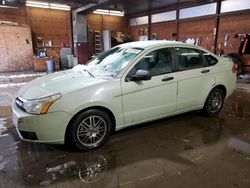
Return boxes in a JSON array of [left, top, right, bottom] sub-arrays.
[[64, 106, 116, 144], [211, 84, 227, 98], [202, 84, 227, 116], [203, 84, 227, 108]]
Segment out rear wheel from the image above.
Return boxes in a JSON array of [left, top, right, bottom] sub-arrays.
[[68, 109, 112, 151], [203, 88, 225, 116]]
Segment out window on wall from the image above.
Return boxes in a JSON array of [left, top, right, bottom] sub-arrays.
[[179, 3, 217, 19], [151, 11, 176, 23], [221, 0, 250, 13], [130, 16, 148, 26]]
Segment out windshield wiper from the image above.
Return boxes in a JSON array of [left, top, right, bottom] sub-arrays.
[[84, 69, 95, 78]]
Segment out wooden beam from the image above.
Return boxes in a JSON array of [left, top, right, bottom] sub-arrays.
[[176, 8, 179, 41], [214, 0, 221, 54]]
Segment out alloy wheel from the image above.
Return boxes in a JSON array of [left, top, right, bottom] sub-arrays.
[[76, 115, 107, 147], [207, 91, 223, 114]]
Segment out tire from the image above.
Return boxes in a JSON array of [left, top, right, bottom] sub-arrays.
[[203, 88, 225, 116], [68, 109, 112, 151]]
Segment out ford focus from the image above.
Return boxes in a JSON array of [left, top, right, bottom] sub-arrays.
[[12, 41, 236, 150]]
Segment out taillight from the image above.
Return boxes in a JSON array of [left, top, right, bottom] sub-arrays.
[[232, 63, 237, 73], [248, 59, 250, 66]]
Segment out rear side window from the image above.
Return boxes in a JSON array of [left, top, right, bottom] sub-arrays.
[[175, 48, 204, 70], [203, 53, 218, 66]]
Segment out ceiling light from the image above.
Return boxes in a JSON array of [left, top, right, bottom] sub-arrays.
[[49, 6, 70, 11], [0, 5, 18, 8], [26, 1, 48, 6], [26, 0, 70, 11], [50, 3, 71, 10], [110, 10, 122, 14], [93, 9, 124, 16], [95, 9, 109, 13], [26, 3, 49, 9]]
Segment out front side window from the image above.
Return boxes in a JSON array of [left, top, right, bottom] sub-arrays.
[[129, 48, 173, 77], [175, 47, 205, 70]]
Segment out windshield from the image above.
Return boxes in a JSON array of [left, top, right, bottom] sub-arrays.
[[86, 47, 143, 77]]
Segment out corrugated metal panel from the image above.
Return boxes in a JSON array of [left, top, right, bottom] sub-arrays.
[[221, 0, 250, 13], [179, 3, 217, 19], [152, 10, 176, 23], [130, 16, 148, 26]]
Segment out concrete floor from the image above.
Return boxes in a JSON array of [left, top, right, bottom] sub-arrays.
[[0, 72, 250, 188]]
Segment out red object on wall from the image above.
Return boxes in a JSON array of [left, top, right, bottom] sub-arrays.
[[75, 42, 88, 64]]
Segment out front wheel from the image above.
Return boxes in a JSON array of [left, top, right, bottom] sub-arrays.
[[68, 109, 112, 151], [203, 88, 225, 116]]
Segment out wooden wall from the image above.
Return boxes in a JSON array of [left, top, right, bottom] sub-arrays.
[[0, 6, 28, 26], [129, 24, 148, 41], [0, 6, 72, 72], [86, 13, 128, 55], [151, 21, 177, 40], [130, 21, 177, 41], [26, 7, 72, 49], [129, 12, 250, 55], [87, 13, 128, 34], [1, 5, 249, 72], [0, 25, 33, 72], [218, 13, 250, 55], [129, 17, 216, 52], [179, 18, 216, 52], [0, 7, 72, 48]]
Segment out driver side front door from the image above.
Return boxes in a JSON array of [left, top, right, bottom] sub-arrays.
[[121, 48, 178, 126]]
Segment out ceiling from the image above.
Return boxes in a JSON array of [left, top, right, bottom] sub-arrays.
[[1, 0, 216, 15], [0, 0, 98, 8], [92, 0, 215, 15]]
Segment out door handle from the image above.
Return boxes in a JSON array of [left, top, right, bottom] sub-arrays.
[[162, 77, 174, 82], [201, 69, 210, 74]]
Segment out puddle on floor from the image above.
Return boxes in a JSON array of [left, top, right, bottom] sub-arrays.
[[0, 118, 8, 136], [228, 137, 250, 155], [0, 93, 14, 107]]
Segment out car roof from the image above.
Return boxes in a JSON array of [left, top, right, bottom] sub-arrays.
[[118, 40, 191, 49]]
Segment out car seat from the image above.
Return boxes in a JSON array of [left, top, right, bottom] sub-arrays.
[[151, 52, 172, 75], [188, 56, 202, 67], [178, 55, 188, 69]]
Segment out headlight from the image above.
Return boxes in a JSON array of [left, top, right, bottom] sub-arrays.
[[22, 93, 61, 115]]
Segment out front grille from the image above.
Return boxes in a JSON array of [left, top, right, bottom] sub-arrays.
[[20, 131, 38, 140], [15, 97, 26, 112]]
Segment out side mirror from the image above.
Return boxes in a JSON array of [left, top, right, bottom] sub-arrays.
[[130, 70, 151, 81]]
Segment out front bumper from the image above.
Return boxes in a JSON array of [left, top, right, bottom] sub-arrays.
[[12, 102, 72, 144]]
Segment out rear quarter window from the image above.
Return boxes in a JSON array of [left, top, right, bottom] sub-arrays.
[[203, 53, 218, 66]]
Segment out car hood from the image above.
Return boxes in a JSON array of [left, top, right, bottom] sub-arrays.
[[18, 70, 108, 99]]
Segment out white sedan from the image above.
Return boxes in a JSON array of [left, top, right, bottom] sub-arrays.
[[12, 41, 236, 150]]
